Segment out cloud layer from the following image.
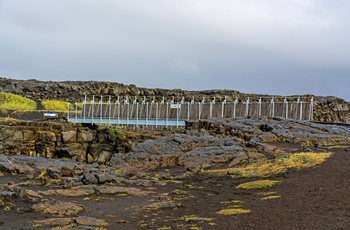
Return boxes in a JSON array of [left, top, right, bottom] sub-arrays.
[[1, 0, 350, 100]]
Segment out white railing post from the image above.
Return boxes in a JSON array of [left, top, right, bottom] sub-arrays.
[[284, 97, 289, 119], [91, 95, 94, 125], [136, 102, 139, 128], [296, 97, 300, 120], [245, 97, 250, 118], [309, 97, 314, 121], [83, 95, 86, 122], [75, 102, 78, 123], [125, 96, 129, 126], [107, 96, 111, 126], [258, 97, 262, 117], [210, 97, 215, 118], [300, 99, 303, 120], [233, 97, 238, 118], [156, 102, 158, 127], [146, 102, 149, 127], [100, 96, 103, 124], [176, 102, 180, 128], [271, 97, 275, 117], [221, 96, 227, 118], [116, 96, 120, 126], [166, 102, 169, 128], [67, 102, 70, 122]]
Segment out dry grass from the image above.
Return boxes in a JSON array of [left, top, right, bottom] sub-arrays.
[[206, 151, 333, 178], [236, 180, 280, 189], [260, 195, 281, 200], [0, 92, 37, 111], [216, 208, 251, 215]]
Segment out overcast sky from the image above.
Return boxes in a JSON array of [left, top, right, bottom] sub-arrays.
[[1, 0, 350, 100]]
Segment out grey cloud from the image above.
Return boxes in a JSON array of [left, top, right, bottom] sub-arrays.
[[0, 0, 350, 100]]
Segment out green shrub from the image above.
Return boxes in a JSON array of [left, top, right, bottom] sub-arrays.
[[97, 126, 126, 140], [0, 92, 37, 111]]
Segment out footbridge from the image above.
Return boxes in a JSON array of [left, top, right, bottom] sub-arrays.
[[67, 96, 314, 127]]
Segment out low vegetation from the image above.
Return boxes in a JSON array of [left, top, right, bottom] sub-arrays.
[[97, 126, 126, 140], [260, 195, 281, 200], [216, 208, 251, 215], [206, 151, 333, 178], [236, 180, 279, 189], [41, 100, 74, 112], [0, 92, 37, 111]]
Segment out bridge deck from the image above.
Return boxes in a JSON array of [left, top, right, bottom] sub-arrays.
[[67, 117, 186, 127]]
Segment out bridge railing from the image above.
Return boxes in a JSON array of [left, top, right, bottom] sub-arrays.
[[67, 96, 314, 127]]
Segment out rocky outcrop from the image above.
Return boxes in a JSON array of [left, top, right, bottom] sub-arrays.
[[1, 77, 350, 123], [109, 117, 350, 172], [0, 120, 131, 164]]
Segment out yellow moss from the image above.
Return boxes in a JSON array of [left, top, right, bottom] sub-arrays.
[[236, 180, 280, 189], [0, 92, 37, 111], [41, 100, 74, 112], [216, 208, 251, 215]]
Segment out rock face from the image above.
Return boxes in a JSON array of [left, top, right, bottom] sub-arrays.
[[1, 77, 350, 123], [109, 117, 350, 172], [0, 120, 130, 164]]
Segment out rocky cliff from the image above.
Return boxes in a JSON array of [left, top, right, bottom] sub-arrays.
[[0, 120, 131, 164], [0, 78, 349, 123]]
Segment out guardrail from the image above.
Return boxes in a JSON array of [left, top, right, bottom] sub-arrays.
[[67, 95, 314, 127]]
